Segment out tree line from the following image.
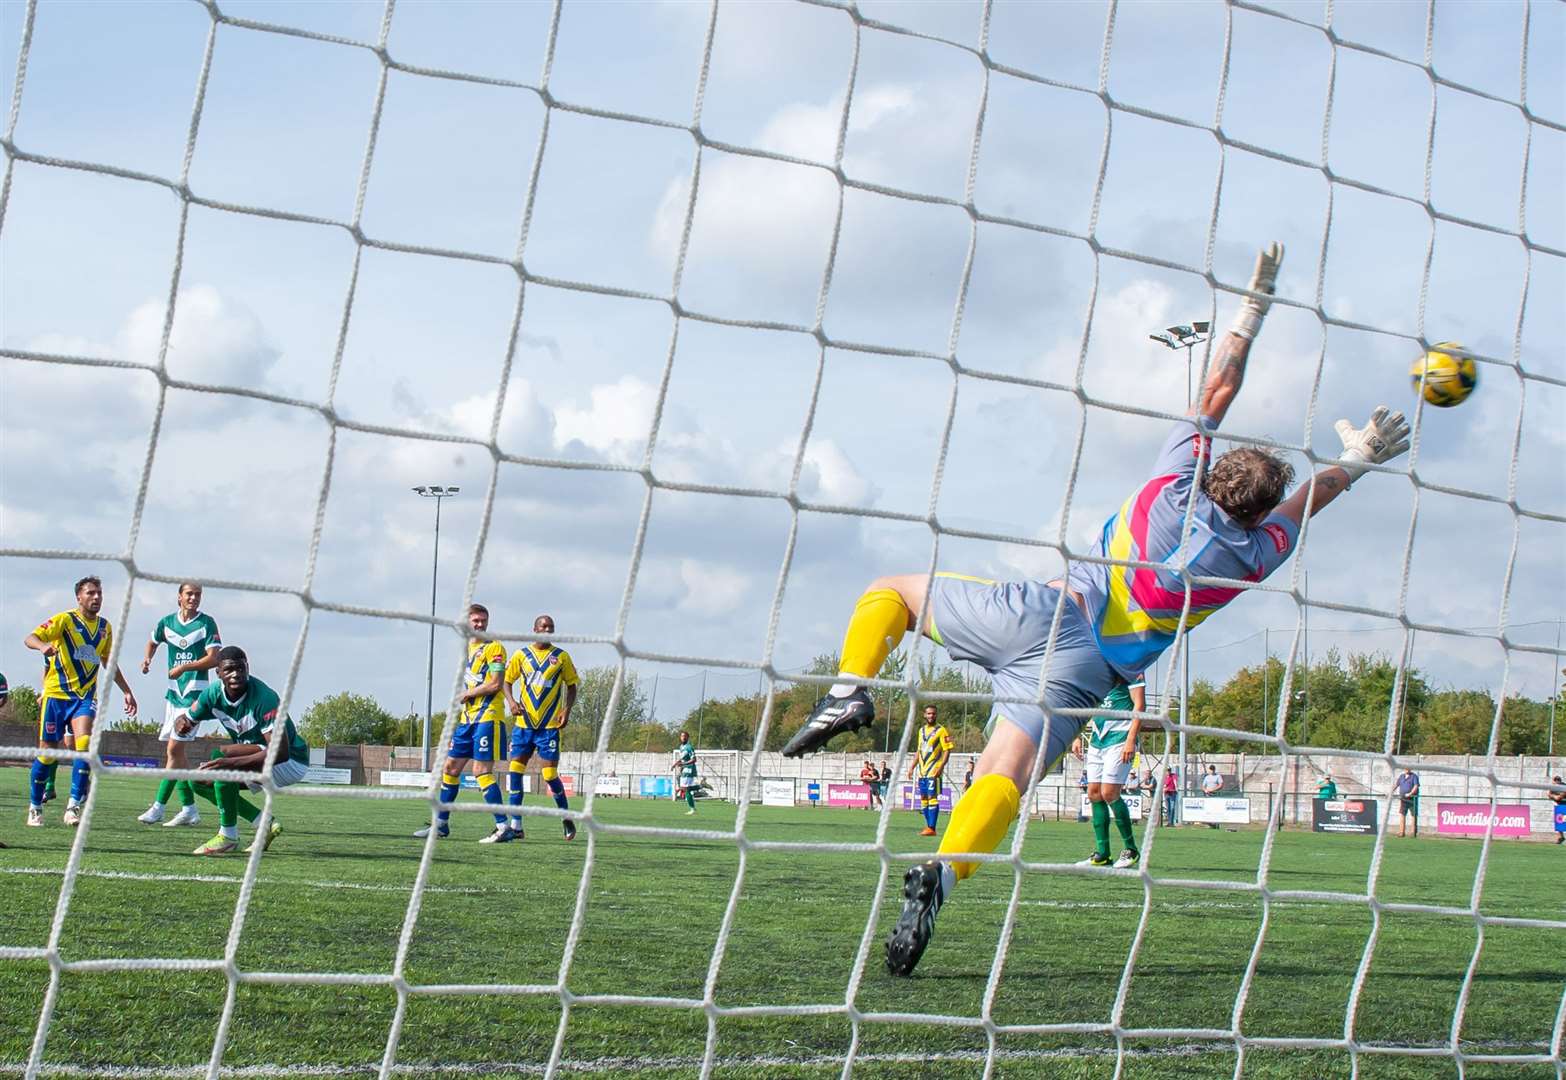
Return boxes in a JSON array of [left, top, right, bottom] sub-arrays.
[[1, 649, 1556, 757]]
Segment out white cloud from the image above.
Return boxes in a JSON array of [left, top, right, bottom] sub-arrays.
[[552, 375, 658, 464], [123, 284, 281, 386], [677, 557, 749, 617]]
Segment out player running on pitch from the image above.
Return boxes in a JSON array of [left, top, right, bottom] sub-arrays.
[[175, 646, 310, 855], [137, 582, 222, 827], [781, 242, 1413, 976], [1071, 676, 1146, 868], [416, 604, 511, 843], [673, 730, 698, 814], [502, 614, 580, 841], [23, 576, 138, 827], [909, 706, 953, 836]]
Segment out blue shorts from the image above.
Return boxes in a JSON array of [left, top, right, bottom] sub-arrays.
[[510, 725, 560, 764], [917, 777, 940, 800], [448, 719, 503, 762], [928, 573, 1119, 767], [40, 697, 96, 744]]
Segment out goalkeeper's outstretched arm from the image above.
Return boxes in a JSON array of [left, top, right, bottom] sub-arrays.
[[1195, 242, 1283, 426], [1273, 406, 1411, 527]]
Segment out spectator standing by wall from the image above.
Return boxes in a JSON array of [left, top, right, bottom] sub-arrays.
[[1163, 768, 1178, 826], [1140, 771, 1156, 808], [1200, 765, 1223, 829], [1316, 772, 1338, 801], [879, 760, 892, 808], [861, 760, 882, 809], [963, 758, 974, 793], [1393, 767, 1420, 837], [1549, 775, 1565, 846]]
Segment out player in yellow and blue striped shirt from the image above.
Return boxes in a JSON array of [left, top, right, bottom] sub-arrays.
[[502, 614, 579, 841], [907, 705, 953, 837], [22, 576, 138, 827], [414, 603, 511, 843]]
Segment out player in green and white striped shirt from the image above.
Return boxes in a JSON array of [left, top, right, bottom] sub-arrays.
[[175, 645, 310, 856], [1071, 676, 1146, 869], [137, 583, 222, 827]]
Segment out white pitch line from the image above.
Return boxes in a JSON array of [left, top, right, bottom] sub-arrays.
[[0, 867, 1297, 911]]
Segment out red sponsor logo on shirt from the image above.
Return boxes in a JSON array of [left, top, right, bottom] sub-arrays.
[[1191, 434, 1209, 460], [1261, 523, 1289, 553]]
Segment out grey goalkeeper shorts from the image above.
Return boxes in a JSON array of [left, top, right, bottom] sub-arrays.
[[928, 573, 1119, 769]]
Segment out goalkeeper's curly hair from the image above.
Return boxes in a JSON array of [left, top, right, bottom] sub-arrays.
[[1204, 447, 1294, 524]]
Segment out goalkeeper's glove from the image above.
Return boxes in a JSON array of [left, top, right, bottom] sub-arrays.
[[1333, 405, 1411, 483], [1230, 241, 1284, 341]]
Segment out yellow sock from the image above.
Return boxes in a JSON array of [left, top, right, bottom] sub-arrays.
[[938, 773, 1020, 881], [838, 588, 910, 679], [75, 734, 91, 752]]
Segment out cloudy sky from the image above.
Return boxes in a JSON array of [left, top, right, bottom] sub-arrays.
[[2, 0, 1562, 738]]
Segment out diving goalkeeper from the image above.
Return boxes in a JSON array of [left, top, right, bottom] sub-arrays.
[[780, 242, 1411, 976]]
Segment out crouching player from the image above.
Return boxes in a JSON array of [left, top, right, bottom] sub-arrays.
[[781, 241, 1414, 975], [1071, 676, 1146, 868], [175, 646, 310, 856]]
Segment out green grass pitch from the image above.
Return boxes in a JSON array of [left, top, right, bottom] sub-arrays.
[[1, 776, 1561, 1079]]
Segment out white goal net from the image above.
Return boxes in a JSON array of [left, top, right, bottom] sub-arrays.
[[2, 1, 1563, 1078]]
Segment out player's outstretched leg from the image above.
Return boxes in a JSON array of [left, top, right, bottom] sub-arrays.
[[783, 581, 921, 757], [887, 771, 1022, 975]]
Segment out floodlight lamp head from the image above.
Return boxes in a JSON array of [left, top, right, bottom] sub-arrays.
[[1166, 325, 1194, 339], [1193, 321, 1211, 333], [1149, 333, 1176, 348]]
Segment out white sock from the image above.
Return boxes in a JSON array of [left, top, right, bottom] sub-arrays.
[[829, 675, 860, 698], [221, 825, 239, 841], [939, 861, 957, 897]]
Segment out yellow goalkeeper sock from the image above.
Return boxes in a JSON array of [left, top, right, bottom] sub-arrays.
[[937, 773, 1020, 882], [837, 588, 910, 683]]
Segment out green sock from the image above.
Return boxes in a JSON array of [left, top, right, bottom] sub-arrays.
[[177, 780, 196, 807], [192, 782, 218, 809], [1091, 800, 1110, 857], [685, 788, 696, 810], [155, 778, 177, 805], [1110, 797, 1136, 852], [44, 763, 58, 796], [217, 781, 240, 829]]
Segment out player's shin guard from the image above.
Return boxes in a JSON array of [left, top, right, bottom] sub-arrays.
[[542, 767, 569, 811], [477, 773, 506, 826], [838, 588, 910, 683], [1109, 797, 1136, 852], [216, 780, 240, 830], [507, 761, 525, 826], [178, 780, 196, 806], [69, 734, 91, 802], [937, 773, 1020, 882], [1091, 799, 1111, 858], [437, 773, 459, 823], [29, 758, 49, 806]]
